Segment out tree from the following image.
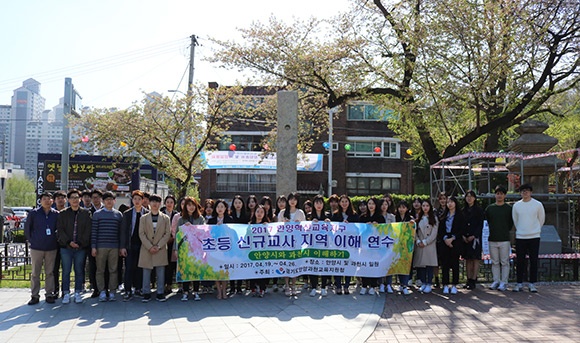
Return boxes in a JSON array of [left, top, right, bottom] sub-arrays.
[[5, 176, 36, 207], [73, 84, 254, 199], [210, 0, 580, 165]]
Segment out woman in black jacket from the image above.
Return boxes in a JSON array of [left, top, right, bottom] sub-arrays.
[[438, 196, 464, 295], [462, 190, 484, 290]]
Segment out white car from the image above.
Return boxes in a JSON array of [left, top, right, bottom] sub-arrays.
[[11, 207, 32, 219]]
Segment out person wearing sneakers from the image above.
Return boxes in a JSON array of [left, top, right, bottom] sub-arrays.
[[413, 200, 439, 294], [24, 192, 59, 305], [512, 184, 545, 293], [485, 185, 514, 292], [384, 201, 414, 295], [91, 191, 123, 302], [438, 196, 464, 295], [359, 197, 386, 296], [307, 195, 331, 297], [57, 189, 92, 304], [138, 194, 172, 302]]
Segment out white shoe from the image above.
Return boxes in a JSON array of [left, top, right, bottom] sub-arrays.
[[423, 285, 432, 293], [193, 293, 201, 301], [74, 292, 83, 304], [181, 294, 188, 301], [498, 282, 507, 291], [309, 289, 317, 297], [419, 284, 426, 292], [98, 291, 107, 302], [513, 283, 524, 292], [450, 286, 458, 295], [443, 285, 449, 294], [359, 287, 367, 295], [369, 287, 376, 295], [415, 279, 423, 287], [321, 288, 327, 297], [379, 284, 385, 293], [490, 281, 500, 290], [386, 284, 394, 294], [407, 279, 413, 287], [62, 293, 70, 304], [528, 283, 538, 293], [402, 287, 410, 295]]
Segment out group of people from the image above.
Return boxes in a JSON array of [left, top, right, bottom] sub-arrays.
[[24, 183, 545, 306]]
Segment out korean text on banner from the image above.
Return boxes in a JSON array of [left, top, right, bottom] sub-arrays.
[[175, 221, 415, 281]]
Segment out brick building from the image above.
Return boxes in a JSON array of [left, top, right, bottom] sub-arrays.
[[198, 86, 413, 202]]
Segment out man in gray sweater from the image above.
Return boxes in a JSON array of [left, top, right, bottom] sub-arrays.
[[91, 191, 123, 302]]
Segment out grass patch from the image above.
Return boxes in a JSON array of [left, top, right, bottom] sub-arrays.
[[1, 264, 32, 288]]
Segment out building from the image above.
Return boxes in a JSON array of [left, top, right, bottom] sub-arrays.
[[0, 105, 10, 160], [198, 86, 413, 202], [10, 79, 46, 176]]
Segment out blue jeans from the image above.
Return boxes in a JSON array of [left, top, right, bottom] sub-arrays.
[[61, 248, 86, 293], [416, 267, 434, 285]]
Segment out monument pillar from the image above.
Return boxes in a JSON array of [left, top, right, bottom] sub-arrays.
[[276, 91, 298, 198]]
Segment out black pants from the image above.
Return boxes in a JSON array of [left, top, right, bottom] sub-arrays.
[[516, 238, 540, 284], [361, 277, 379, 288], [440, 244, 460, 285], [308, 275, 329, 288], [182, 281, 200, 293], [124, 244, 142, 293]]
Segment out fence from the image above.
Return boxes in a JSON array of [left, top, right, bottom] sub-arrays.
[[3, 243, 579, 284]]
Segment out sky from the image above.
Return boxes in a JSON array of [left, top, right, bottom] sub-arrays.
[[0, 0, 351, 110]]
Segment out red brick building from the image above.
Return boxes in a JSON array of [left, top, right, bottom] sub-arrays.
[[198, 86, 413, 201]]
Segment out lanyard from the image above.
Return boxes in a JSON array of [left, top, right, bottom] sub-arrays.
[[73, 211, 78, 242]]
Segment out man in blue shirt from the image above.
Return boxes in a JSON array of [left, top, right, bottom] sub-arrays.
[[24, 192, 59, 305]]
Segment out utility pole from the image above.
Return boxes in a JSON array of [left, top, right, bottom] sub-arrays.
[[187, 34, 199, 96]]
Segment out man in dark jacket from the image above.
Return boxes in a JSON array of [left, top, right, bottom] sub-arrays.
[[24, 192, 59, 305], [57, 189, 92, 304], [120, 190, 149, 300]]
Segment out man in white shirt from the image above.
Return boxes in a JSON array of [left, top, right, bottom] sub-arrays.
[[512, 183, 545, 293]]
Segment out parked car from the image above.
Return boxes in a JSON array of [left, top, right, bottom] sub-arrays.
[[11, 207, 32, 219]]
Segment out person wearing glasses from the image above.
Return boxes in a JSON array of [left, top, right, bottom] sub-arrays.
[[512, 183, 545, 293]]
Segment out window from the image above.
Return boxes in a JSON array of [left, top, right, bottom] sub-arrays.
[[216, 171, 276, 193], [346, 141, 399, 158], [219, 135, 264, 151], [346, 176, 400, 195], [347, 104, 393, 121]]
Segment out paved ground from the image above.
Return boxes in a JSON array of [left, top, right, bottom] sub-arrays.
[[0, 283, 578, 342], [0, 286, 382, 343], [367, 283, 580, 343]]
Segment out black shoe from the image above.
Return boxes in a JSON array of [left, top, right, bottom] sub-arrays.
[[91, 290, 100, 298], [142, 293, 151, 302], [156, 294, 166, 302], [336, 288, 343, 295], [134, 289, 143, 297], [123, 292, 133, 301], [28, 296, 40, 305], [46, 296, 55, 304], [344, 288, 350, 295]]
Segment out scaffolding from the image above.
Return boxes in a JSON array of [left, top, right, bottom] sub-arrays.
[[430, 150, 580, 250]]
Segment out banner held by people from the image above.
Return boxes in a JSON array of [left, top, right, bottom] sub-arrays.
[[176, 221, 415, 281]]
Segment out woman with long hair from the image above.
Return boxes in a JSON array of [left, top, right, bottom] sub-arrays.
[[229, 195, 247, 295], [278, 192, 306, 296], [438, 196, 464, 295], [330, 194, 359, 295], [413, 199, 439, 293], [385, 201, 414, 295], [307, 195, 331, 297], [175, 197, 205, 301], [246, 195, 258, 221], [250, 205, 270, 297], [207, 199, 233, 299], [260, 196, 274, 222], [359, 197, 385, 295], [462, 190, 484, 290]]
